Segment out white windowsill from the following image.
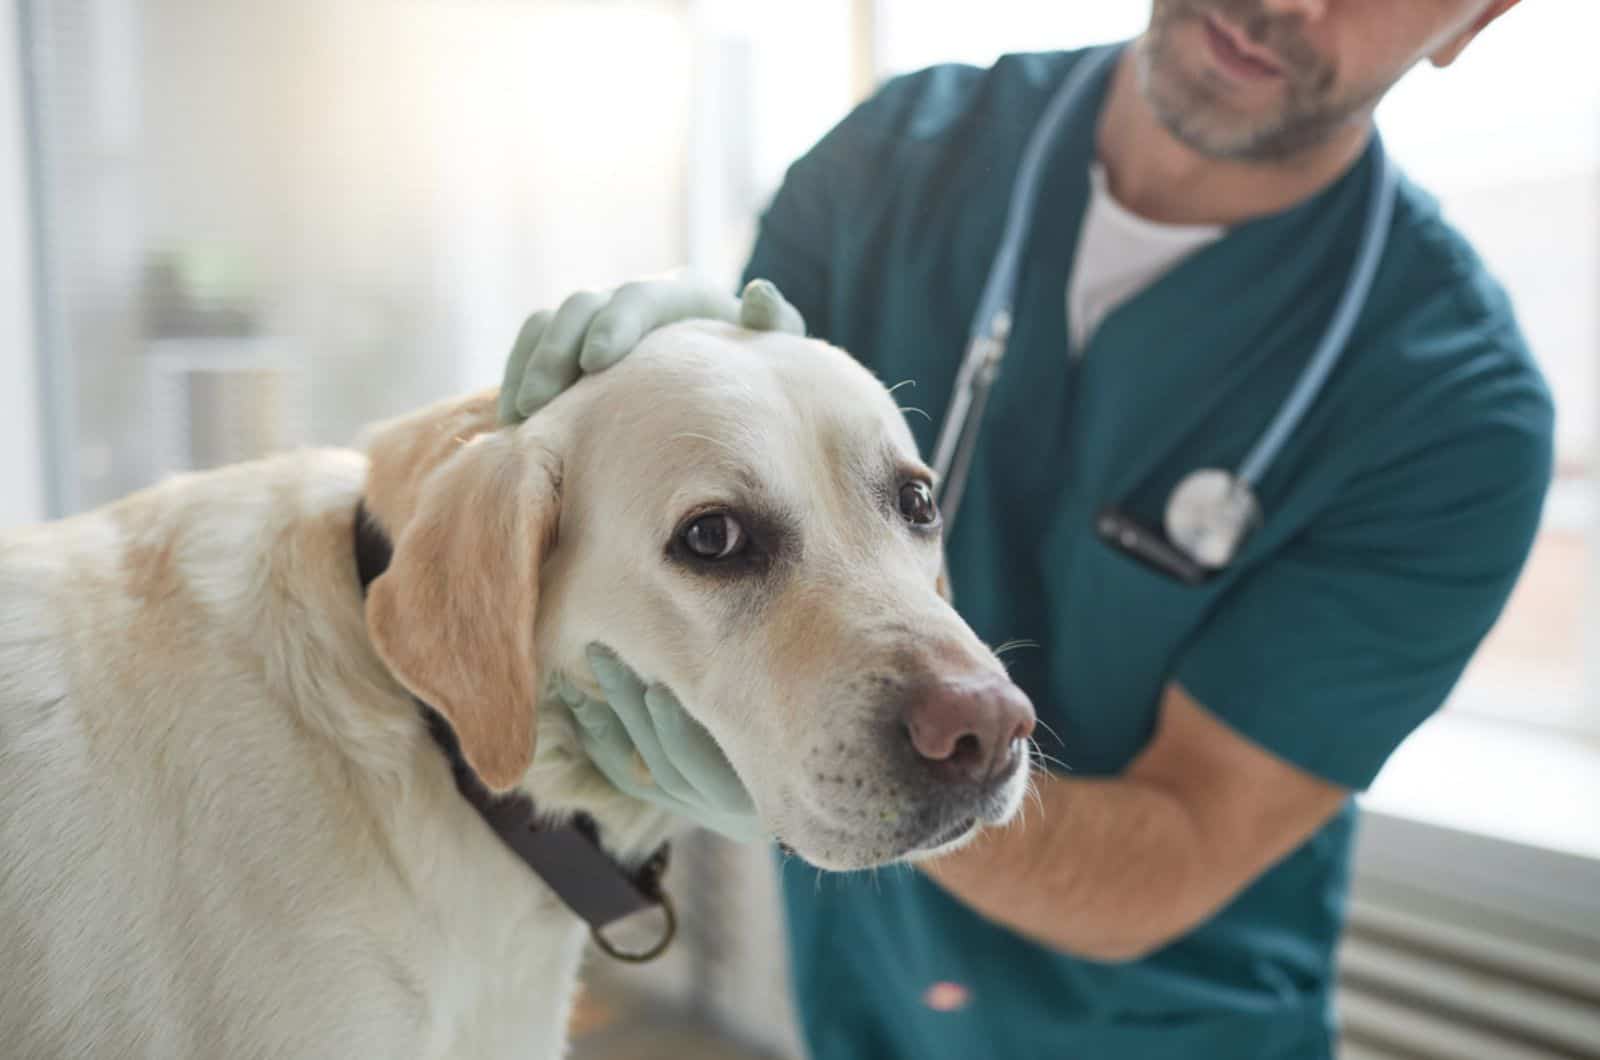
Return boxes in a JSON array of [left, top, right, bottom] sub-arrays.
[[1354, 711, 1600, 936], [1360, 711, 1600, 862]]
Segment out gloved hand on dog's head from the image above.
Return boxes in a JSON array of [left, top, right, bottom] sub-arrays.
[[498, 276, 805, 425]]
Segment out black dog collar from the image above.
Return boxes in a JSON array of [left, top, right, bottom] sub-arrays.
[[353, 501, 674, 962]]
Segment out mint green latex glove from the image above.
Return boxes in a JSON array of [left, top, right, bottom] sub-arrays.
[[553, 644, 764, 844], [498, 276, 806, 423]]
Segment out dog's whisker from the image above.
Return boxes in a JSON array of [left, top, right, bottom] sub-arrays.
[[1013, 775, 1044, 832], [886, 378, 917, 396], [1029, 749, 1072, 774], [899, 405, 933, 423], [1025, 737, 1072, 775], [993, 638, 1040, 657], [1024, 794, 1041, 830], [1031, 715, 1064, 747]]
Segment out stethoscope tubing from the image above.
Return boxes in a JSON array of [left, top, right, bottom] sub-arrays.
[[931, 45, 1124, 511], [1234, 139, 1395, 489], [932, 40, 1397, 552]]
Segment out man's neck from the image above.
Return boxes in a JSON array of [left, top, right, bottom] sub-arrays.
[[1095, 43, 1372, 227]]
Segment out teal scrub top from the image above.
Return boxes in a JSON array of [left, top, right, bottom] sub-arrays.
[[740, 45, 1554, 1060]]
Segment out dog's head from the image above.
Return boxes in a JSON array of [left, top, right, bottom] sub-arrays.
[[363, 321, 1035, 870]]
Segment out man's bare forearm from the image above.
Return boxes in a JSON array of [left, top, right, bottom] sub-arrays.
[[921, 769, 1209, 962], [921, 684, 1349, 962]]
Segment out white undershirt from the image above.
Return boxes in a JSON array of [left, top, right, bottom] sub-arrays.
[[1066, 162, 1225, 352]]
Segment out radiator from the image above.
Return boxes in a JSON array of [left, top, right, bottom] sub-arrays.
[[1338, 812, 1600, 1060]]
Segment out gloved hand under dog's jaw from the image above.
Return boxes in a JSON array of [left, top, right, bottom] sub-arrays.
[[550, 644, 765, 845]]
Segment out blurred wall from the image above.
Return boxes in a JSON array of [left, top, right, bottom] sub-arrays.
[[135, 0, 696, 429], [1, 0, 45, 527], [21, 0, 863, 515], [25, 0, 700, 512]]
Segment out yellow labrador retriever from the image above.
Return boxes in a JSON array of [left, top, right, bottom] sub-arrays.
[[0, 321, 1035, 1059]]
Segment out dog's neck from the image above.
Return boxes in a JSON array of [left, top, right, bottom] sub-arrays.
[[351, 500, 680, 961]]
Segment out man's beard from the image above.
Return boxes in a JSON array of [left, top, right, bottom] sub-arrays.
[[1139, 0, 1381, 162]]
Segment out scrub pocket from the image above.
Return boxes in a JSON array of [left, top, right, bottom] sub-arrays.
[[1042, 533, 1223, 774], [1076, 533, 1218, 651]]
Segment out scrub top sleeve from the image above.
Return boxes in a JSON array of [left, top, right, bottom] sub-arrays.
[[741, 150, 834, 340], [739, 85, 889, 339], [1171, 391, 1554, 791], [741, 67, 951, 347]]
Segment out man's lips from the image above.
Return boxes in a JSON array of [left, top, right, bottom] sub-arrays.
[[1202, 14, 1285, 80]]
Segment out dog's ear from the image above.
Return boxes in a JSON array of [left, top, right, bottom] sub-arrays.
[[357, 390, 502, 535], [363, 393, 561, 792]]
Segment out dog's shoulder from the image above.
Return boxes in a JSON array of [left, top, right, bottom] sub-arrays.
[[3, 447, 364, 624], [0, 446, 377, 727]]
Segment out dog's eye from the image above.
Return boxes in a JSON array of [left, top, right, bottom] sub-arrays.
[[898, 481, 939, 527], [682, 513, 747, 560]]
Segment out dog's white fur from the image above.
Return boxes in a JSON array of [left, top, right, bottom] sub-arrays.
[[0, 322, 1028, 1058]]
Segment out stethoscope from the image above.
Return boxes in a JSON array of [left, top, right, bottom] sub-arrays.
[[929, 44, 1398, 586]]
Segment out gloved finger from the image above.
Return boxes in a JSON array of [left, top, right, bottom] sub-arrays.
[[571, 705, 688, 809], [585, 645, 701, 804], [578, 280, 742, 373], [549, 672, 585, 711], [694, 808, 769, 845], [569, 697, 619, 744], [516, 290, 608, 417], [643, 684, 756, 813], [557, 672, 646, 787], [738, 278, 806, 335], [583, 642, 647, 705], [499, 310, 551, 424]]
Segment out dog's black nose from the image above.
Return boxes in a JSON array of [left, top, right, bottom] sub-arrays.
[[901, 675, 1035, 785]]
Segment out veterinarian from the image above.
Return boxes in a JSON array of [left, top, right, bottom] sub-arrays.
[[500, 1, 1552, 1056]]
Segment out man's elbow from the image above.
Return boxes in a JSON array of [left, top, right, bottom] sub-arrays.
[[1043, 871, 1213, 963], [1045, 859, 1212, 961]]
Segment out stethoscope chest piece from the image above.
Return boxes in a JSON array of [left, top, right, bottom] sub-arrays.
[[1163, 468, 1261, 570]]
